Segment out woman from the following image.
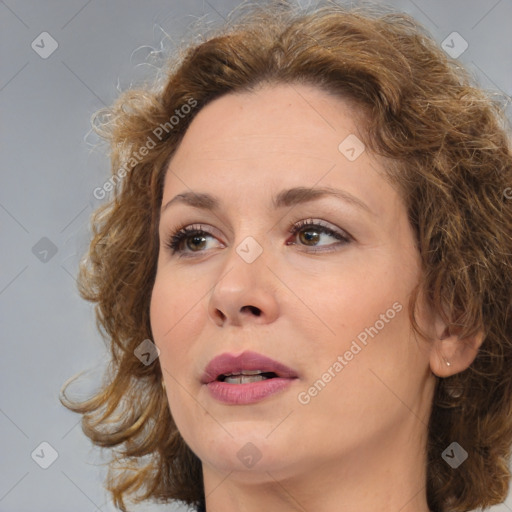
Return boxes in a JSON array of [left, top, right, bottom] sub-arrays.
[[61, 2, 512, 511]]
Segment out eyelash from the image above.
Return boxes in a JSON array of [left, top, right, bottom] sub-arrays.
[[164, 218, 352, 258]]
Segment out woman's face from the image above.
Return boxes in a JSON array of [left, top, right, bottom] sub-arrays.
[[150, 83, 436, 488]]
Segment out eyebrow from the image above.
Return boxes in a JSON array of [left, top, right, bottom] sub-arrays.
[[160, 186, 374, 216]]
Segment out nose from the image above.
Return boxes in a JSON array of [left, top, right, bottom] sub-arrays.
[[207, 245, 280, 327]]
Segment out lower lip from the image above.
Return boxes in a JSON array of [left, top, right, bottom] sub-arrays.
[[205, 378, 296, 405]]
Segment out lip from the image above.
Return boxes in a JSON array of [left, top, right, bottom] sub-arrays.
[[201, 350, 298, 405]]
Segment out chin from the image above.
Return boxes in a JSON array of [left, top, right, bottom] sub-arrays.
[[190, 429, 298, 477]]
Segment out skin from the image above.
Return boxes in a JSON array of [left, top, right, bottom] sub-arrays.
[[150, 83, 483, 512]]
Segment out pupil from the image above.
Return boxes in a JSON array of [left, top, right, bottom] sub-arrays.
[[300, 229, 319, 245], [188, 235, 206, 251]]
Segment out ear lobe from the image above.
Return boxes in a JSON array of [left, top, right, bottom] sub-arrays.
[[430, 321, 486, 378]]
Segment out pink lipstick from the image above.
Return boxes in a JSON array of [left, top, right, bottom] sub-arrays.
[[201, 350, 298, 405]]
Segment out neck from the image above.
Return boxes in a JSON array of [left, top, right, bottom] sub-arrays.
[[201, 424, 431, 512]]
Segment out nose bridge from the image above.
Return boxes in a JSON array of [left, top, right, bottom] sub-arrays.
[[213, 231, 268, 299], [208, 230, 280, 325]]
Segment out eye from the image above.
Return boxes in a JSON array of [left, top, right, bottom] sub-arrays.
[[286, 218, 351, 251], [164, 219, 352, 258], [165, 224, 221, 257]]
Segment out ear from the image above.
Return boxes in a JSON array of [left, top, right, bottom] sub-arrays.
[[429, 313, 486, 378]]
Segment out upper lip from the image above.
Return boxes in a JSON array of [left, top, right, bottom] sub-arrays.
[[201, 350, 298, 384]]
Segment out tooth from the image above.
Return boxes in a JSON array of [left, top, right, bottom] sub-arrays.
[[224, 375, 268, 384], [223, 370, 264, 378]]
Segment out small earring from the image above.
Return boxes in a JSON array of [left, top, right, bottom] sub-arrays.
[[161, 379, 166, 390], [445, 359, 451, 367]]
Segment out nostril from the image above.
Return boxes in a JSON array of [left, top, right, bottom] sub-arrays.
[[241, 305, 261, 316]]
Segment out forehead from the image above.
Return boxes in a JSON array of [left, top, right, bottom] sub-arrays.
[[162, 83, 398, 221], [176, 83, 366, 154]]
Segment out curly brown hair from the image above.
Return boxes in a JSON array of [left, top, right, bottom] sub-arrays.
[[60, 1, 512, 511]]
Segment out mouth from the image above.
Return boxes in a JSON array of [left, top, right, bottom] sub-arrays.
[[216, 370, 279, 384], [201, 351, 298, 405], [201, 350, 298, 384]]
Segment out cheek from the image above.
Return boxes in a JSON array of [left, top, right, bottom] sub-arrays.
[[150, 274, 207, 431], [149, 270, 206, 370], [304, 270, 425, 421], [303, 258, 410, 348]]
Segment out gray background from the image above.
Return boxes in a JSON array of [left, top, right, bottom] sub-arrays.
[[1, 0, 511, 511]]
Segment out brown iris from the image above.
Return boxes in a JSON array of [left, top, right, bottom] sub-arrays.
[[299, 228, 320, 246]]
